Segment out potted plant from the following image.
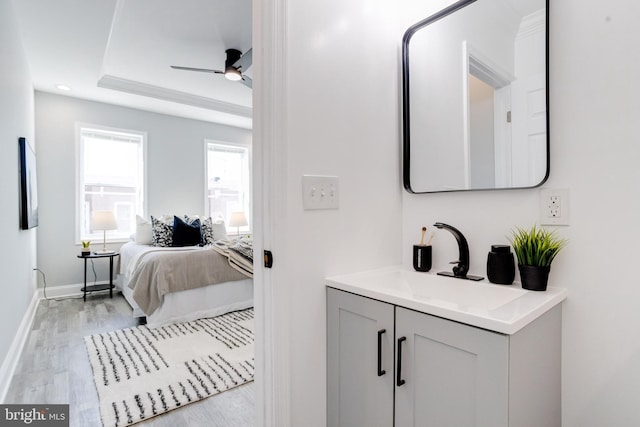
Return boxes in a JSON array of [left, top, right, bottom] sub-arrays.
[[509, 225, 567, 291], [81, 240, 91, 256]]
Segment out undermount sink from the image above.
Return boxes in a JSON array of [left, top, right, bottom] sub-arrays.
[[403, 270, 527, 311]]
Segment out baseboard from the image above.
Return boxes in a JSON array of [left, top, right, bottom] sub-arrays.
[[0, 291, 40, 403], [38, 283, 85, 299], [40, 281, 120, 300], [0, 282, 108, 402]]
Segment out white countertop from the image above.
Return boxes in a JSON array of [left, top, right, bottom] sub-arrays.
[[326, 266, 567, 335]]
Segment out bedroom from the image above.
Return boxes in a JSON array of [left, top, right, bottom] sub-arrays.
[[3, 0, 640, 427], [10, 0, 254, 296], [2, 0, 257, 425]]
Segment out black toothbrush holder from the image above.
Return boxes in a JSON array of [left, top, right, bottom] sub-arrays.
[[413, 245, 432, 272]]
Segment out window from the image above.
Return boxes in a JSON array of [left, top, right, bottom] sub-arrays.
[[205, 141, 250, 234], [77, 124, 145, 242]]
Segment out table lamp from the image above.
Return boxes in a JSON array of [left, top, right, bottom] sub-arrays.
[[91, 210, 118, 254], [228, 211, 248, 236]]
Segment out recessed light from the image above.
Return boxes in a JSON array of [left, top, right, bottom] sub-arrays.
[[55, 84, 71, 91], [224, 68, 242, 81]]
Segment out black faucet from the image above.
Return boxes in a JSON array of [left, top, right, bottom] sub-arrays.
[[433, 222, 483, 281]]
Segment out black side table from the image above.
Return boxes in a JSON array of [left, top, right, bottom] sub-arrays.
[[77, 252, 119, 301]]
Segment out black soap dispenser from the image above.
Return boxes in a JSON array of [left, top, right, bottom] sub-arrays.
[[487, 245, 515, 285]]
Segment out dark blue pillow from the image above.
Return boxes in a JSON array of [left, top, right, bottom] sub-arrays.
[[172, 215, 201, 247]]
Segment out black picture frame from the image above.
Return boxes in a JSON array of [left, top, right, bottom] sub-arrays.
[[19, 137, 38, 229]]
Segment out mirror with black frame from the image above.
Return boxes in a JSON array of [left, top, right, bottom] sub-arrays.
[[402, 0, 549, 193]]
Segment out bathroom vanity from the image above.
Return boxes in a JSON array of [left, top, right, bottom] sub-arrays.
[[326, 266, 566, 427]]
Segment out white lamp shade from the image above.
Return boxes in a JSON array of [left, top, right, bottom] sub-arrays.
[[228, 211, 248, 228], [91, 210, 118, 231]]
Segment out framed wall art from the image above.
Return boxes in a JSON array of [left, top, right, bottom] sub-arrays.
[[19, 137, 38, 229]]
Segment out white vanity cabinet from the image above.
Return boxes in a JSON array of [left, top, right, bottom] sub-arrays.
[[327, 287, 562, 427]]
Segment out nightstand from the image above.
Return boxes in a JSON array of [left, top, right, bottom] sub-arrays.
[[77, 252, 119, 301]]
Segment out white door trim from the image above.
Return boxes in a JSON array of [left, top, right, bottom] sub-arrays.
[[253, 0, 291, 425]]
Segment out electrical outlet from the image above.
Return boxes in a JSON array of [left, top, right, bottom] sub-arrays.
[[540, 189, 569, 226]]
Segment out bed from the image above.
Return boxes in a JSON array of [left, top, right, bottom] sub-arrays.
[[117, 240, 253, 328]]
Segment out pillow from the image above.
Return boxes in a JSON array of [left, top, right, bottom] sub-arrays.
[[158, 214, 175, 224], [151, 216, 173, 247], [202, 216, 228, 244], [172, 216, 201, 247], [183, 214, 201, 226], [135, 215, 153, 245], [212, 219, 229, 241], [184, 214, 204, 244], [201, 217, 215, 244]]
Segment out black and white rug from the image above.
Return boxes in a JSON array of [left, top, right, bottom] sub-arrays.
[[84, 308, 254, 427]]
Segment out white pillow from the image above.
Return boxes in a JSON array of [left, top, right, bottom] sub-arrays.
[[158, 214, 175, 224], [135, 215, 153, 245], [201, 216, 228, 244], [212, 219, 228, 241]]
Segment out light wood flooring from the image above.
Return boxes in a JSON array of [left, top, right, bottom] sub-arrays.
[[5, 292, 254, 427]]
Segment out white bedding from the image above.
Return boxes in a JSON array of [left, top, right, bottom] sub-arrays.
[[144, 279, 253, 328], [118, 241, 253, 328], [119, 242, 199, 279]]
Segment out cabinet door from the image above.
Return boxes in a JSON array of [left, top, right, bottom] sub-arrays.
[[395, 307, 509, 427], [327, 288, 394, 427]]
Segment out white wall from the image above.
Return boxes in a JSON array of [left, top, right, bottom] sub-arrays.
[[0, 0, 36, 372], [257, 0, 404, 425], [402, 1, 640, 426], [469, 75, 495, 187], [35, 92, 251, 287]]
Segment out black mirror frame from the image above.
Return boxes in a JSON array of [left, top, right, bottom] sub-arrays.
[[402, 0, 550, 194]]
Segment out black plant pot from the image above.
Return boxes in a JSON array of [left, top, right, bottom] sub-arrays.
[[518, 264, 551, 291]]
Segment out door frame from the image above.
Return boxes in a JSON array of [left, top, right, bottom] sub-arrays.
[[252, 0, 291, 425], [461, 41, 514, 188]]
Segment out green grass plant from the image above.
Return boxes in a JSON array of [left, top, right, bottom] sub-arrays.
[[509, 225, 567, 267]]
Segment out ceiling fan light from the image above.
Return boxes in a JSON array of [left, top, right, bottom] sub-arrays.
[[224, 67, 242, 81]]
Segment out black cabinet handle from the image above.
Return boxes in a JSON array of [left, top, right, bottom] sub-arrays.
[[377, 329, 386, 376], [397, 336, 407, 386]]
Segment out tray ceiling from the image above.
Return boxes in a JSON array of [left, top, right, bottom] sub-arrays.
[[14, 0, 253, 128]]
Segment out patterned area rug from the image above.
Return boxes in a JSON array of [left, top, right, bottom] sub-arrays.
[[84, 308, 254, 427]]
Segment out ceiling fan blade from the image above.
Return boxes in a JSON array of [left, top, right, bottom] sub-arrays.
[[170, 65, 224, 74], [233, 48, 252, 72], [240, 74, 252, 89]]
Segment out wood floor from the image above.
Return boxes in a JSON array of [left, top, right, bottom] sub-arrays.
[[5, 292, 254, 427]]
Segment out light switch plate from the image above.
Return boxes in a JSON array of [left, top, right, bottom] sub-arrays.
[[302, 175, 339, 210]]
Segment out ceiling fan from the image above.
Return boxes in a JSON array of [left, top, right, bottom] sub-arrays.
[[170, 48, 252, 89]]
